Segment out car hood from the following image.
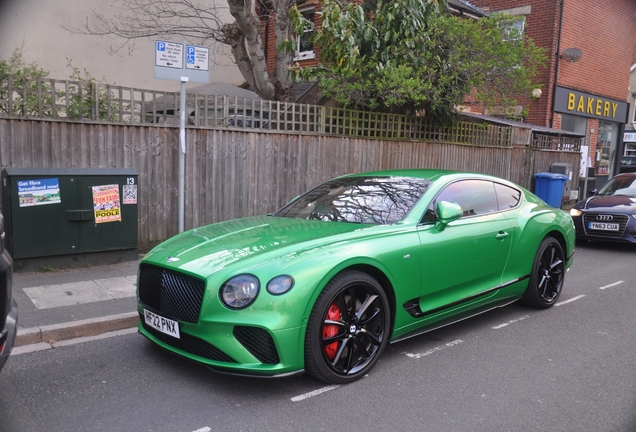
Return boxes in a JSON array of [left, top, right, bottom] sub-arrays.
[[143, 216, 378, 278], [574, 194, 636, 212]]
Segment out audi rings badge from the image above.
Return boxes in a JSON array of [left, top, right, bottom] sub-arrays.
[[596, 214, 614, 222]]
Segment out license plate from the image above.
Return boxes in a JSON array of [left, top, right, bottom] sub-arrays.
[[588, 222, 619, 231], [144, 309, 180, 339]]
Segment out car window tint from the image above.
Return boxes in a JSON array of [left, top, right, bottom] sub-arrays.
[[421, 179, 498, 222], [598, 176, 636, 196], [274, 176, 432, 224], [494, 183, 522, 210]]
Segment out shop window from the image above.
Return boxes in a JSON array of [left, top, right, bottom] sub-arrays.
[[294, 9, 315, 61], [596, 121, 619, 176]]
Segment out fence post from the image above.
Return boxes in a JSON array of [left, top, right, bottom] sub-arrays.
[[91, 82, 98, 120]]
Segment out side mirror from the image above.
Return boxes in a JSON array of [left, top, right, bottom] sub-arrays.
[[588, 189, 597, 196], [435, 201, 463, 230]]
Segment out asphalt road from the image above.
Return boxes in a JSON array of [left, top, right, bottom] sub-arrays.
[[1, 241, 635, 432]]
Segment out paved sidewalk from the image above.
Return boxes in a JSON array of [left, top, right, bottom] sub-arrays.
[[12, 256, 142, 348]]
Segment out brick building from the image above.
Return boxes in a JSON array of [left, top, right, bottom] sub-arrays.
[[471, 0, 636, 186], [262, 0, 636, 184]]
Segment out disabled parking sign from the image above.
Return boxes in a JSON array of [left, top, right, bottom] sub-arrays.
[[186, 45, 209, 71], [154, 40, 209, 83]]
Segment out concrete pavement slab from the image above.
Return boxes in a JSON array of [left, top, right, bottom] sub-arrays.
[[24, 282, 115, 309], [94, 275, 137, 299], [13, 258, 142, 346]]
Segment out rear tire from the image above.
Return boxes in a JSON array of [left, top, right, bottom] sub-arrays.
[[521, 236, 565, 308], [304, 270, 390, 384]]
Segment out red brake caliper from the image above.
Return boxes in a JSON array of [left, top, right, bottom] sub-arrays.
[[322, 302, 341, 360]]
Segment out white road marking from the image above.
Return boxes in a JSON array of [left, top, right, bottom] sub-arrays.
[[52, 327, 138, 347], [191, 428, 211, 432], [599, 280, 624, 290], [404, 339, 463, 359], [10, 328, 138, 355], [291, 384, 341, 402], [555, 294, 586, 306], [11, 342, 53, 356], [492, 315, 530, 330]]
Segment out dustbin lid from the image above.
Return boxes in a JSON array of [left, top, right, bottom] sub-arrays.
[[534, 172, 568, 180]]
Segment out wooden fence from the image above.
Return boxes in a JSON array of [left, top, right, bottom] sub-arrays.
[[0, 117, 581, 251], [1, 74, 516, 146]]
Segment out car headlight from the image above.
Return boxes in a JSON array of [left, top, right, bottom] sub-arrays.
[[220, 274, 259, 309], [267, 275, 294, 295], [569, 208, 582, 217]]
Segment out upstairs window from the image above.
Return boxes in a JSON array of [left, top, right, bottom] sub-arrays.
[[500, 16, 525, 40], [294, 9, 315, 61]]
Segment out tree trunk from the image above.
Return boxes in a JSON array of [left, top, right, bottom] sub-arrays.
[[223, 0, 297, 102]]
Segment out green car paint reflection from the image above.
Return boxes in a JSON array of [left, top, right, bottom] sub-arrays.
[[137, 169, 575, 384]]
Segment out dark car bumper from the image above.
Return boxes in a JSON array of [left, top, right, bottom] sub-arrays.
[[0, 298, 18, 372], [572, 213, 636, 243], [0, 248, 16, 373]]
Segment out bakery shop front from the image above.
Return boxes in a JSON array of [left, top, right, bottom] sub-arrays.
[[554, 86, 630, 188]]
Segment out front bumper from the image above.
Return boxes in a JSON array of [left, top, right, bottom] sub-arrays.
[[137, 308, 306, 377], [572, 213, 636, 243]]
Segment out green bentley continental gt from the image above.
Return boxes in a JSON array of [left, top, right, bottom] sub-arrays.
[[137, 169, 575, 384]]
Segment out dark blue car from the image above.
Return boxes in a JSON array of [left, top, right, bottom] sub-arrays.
[[570, 173, 636, 243]]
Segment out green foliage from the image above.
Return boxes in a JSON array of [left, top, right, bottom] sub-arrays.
[[64, 59, 123, 121], [0, 48, 122, 121], [0, 48, 52, 115], [292, 0, 547, 122]]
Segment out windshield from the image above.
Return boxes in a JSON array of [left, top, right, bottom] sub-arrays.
[[597, 176, 636, 197], [273, 176, 432, 224]]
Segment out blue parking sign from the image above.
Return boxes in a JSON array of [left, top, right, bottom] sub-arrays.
[[157, 41, 166, 51]]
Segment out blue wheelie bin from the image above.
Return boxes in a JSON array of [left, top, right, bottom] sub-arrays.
[[533, 172, 568, 208]]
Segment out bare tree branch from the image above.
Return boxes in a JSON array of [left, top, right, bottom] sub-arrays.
[[68, 0, 303, 101]]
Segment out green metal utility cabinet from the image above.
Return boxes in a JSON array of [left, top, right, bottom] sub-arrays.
[[1, 168, 139, 260]]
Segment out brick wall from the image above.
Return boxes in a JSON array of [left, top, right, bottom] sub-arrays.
[[472, 0, 636, 127]]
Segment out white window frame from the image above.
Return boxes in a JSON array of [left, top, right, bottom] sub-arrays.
[[294, 8, 316, 61], [500, 16, 525, 41]]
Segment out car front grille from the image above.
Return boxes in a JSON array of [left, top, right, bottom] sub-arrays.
[[582, 213, 629, 238], [138, 264, 205, 323], [141, 316, 237, 363], [233, 326, 280, 365]]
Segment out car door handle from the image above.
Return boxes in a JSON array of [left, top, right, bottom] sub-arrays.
[[495, 231, 509, 240]]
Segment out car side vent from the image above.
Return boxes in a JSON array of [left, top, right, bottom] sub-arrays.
[[233, 326, 280, 365]]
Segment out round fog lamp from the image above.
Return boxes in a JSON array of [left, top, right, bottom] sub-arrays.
[[220, 274, 259, 309]]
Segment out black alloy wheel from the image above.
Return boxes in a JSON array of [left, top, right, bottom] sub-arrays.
[[522, 236, 565, 308], [305, 270, 390, 384]]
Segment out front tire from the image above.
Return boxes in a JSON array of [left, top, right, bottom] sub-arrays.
[[521, 236, 565, 308], [305, 270, 390, 384]]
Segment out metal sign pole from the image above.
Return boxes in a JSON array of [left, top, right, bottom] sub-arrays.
[[178, 77, 188, 233], [154, 39, 209, 234]]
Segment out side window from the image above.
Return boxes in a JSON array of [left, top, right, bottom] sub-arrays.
[[421, 180, 498, 223], [494, 183, 522, 210]]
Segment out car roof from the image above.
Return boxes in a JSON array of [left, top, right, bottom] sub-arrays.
[[338, 168, 496, 182]]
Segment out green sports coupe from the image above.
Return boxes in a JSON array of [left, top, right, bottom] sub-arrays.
[[137, 169, 575, 384]]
